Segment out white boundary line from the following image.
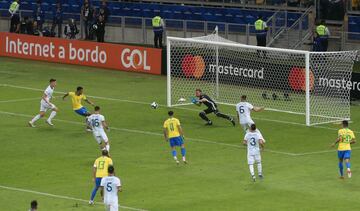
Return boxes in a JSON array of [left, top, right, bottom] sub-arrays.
[[0, 185, 148, 211], [0, 97, 40, 103], [2, 83, 358, 156]]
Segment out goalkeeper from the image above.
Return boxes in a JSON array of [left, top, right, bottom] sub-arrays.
[[193, 89, 235, 126]]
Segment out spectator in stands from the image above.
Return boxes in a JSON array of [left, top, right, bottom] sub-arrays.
[[33, 21, 42, 36], [312, 32, 324, 51], [29, 200, 38, 211], [33, 0, 44, 31], [100, 0, 110, 23], [8, 0, 20, 33], [20, 16, 29, 34], [352, 0, 360, 10], [81, 0, 95, 40], [95, 15, 106, 42], [152, 13, 164, 48], [52, 1, 63, 38], [64, 18, 79, 39], [316, 20, 330, 51]]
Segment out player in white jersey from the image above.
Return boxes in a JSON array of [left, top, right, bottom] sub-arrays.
[[88, 106, 110, 152], [29, 79, 58, 127], [243, 124, 265, 182], [236, 95, 264, 131], [100, 166, 122, 211]]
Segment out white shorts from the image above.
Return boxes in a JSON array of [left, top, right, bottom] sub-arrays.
[[105, 202, 118, 211], [93, 131, 108, 144], [247, 154, 261, 165], [240, 119, 254, 131], [40, 100, 56, 112]]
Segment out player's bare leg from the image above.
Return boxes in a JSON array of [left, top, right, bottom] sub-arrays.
[[29, 111, 46, 127], [345, 158, 351, 178], [46, 107, 58, 126]]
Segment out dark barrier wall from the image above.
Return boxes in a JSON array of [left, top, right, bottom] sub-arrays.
[[351, 72, 360, 100]]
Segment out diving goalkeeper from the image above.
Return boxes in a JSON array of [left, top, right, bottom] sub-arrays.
[[193, 89, 235, 126]]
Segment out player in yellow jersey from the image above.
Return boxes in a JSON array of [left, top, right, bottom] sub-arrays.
[[62, 86, 95, 131], [163, 111, 187, 164], [331, 120, 356, 179], [89, 150, 113, 205]]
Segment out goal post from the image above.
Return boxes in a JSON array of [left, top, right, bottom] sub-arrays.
[[167, 34, 358, 126]]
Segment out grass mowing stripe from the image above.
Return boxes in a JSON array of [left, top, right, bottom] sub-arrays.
[[0, 185, 148, 211]]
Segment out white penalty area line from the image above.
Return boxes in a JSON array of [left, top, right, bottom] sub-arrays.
[[0, 185, 148, 211], [0, 97, 40, 103], [0, 110, 351, 157]]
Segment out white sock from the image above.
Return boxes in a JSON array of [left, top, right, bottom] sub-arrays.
[[249, 164, 255, 176], [47, 111, 57, 122], [173, 156, 178, 161], [182, 156, 186, 161], [257, 162, 262, 176], [31, 114, 42, 123], [105, 144, 110, 152]]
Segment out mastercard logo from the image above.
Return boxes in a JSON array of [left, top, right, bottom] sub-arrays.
[[181, 55, 205, 79], [288, 67, 315, 91]]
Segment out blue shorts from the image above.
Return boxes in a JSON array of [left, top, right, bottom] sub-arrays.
[[338, 150, 351, 159], [169, 136, 184, 147], [94, 177, 102, 188], [74, 107, 88, 116]]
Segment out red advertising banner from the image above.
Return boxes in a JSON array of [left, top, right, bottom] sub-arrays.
[[0, 32, 162, 75]]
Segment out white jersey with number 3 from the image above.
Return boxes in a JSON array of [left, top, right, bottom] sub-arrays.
[[244, 130, 263, 156], [236, 102, 254, 124], [88, 114, 105, 134], [101, 176, 121, 206]]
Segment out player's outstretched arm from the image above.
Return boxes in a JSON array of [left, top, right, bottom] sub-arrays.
[[253, 106, 265, 112], [260, 140, 265, 150], [99, 186, 104, 200], [42, 93, 51, 105], [118, 186, 122, 192], [85, 99, 95, 106], [178, 125, 184, 139], [351, 139, 356, 144], [92, 167, 97, 182], [331, 138, 340, 147], [62, 93, 69, 100], [102, 121, 109, 131], [243, 140, 247, 146]]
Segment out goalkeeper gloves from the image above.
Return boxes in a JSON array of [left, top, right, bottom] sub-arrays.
[[191, 97, 198, 104]]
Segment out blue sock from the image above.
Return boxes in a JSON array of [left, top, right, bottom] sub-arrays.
[[346, 162, 351, 169], [172, 150, 177, 157], [339, 162, 344, 176], [90, 187, 98, 201], [181, 148, 186, 156]]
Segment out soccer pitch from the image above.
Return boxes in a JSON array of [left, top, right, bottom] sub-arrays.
[[1, 57, 360, 210]]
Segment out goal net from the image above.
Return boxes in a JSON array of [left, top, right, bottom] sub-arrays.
[[167, 32, 358, 126]]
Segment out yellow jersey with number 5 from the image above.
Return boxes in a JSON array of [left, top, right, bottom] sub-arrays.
[[94, 156, 113, 178], [338, 128, 355, 151], [163, 118, 181, 138]]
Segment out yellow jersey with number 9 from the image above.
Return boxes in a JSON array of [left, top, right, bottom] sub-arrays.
[[338, 128, 355, 151], [163, 118, 181, 138], [94, 156, 113, 178], [68, 92, 86, 110]]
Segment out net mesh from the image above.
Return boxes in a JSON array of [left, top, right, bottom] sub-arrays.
[[168, 34, 357, 125]]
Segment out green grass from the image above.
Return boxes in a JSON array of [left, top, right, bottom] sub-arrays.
[[1, 57, 360, 210]]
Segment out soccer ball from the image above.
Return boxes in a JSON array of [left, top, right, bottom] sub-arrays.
[[178, 98, 186, 102], [150, 102, 158, 109], [92, 24, 98, 30]]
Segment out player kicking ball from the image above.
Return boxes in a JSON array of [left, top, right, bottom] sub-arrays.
[[331, 120, 356, 179], [163, 111, 187, 164], [100, 166, 122, 211], [29, 79, 58, 127], [62, 86, 95, 131], [88, 106, 110, 152], [236, 95, 264, 132], [193, 89, 235, 126], [243, 124, 265, 182]]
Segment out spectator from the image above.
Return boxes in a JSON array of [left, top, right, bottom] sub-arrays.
[[152, 12, 164, 48], [33, 0, 44, 31], [20, 16, 29, 34], [81, 0, 95, 40], [100, 0, 110, 23], [29, 200, 38, 211], [352, 0, 359, 10], [8, 0, 20, 33], [312, 32, 324, 51], [95, 15, 105, 42], [316, 20, 330, 51], [33, 21, 42, 36], [64, 18, 79, 39], [52, 2, 63, 38]]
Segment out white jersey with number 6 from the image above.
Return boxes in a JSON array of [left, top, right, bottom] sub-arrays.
[[88, 114, 105, 134], [101, 176, 121, 211], [236, 102, 254, 125]]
